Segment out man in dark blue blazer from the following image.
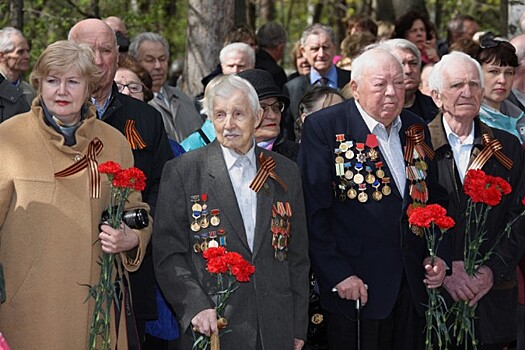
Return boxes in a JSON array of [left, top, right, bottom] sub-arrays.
[[283, 24, 351, 141], [299, 48, 449, 350]]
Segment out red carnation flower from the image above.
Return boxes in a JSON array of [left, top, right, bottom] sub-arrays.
[[231, 260, 256, 282], [522, 197, 525, 206], [464, 169, 511, 206], [98, 161, 121, 175], [434, 215, 455, 230], [207, 256, 229, 274], [203, 247, 227, 260], [125, 167, 147, 192]]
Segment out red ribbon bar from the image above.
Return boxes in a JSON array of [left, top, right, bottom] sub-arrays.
[[365, 134, 379, 149]]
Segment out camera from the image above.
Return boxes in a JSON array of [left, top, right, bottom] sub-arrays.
[[99, 207, 149, 230]]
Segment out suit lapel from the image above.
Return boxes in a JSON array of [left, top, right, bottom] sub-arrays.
[[252, 148, 275, 259], [206, 142, 250, 251]]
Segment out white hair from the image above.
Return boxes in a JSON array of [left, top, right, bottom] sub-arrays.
[[428, 51, 484, 93]]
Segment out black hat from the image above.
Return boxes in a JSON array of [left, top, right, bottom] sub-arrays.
[[237, 69, 290, 108]]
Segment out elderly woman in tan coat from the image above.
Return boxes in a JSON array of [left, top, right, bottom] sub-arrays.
[[0, 40, 152, 349]]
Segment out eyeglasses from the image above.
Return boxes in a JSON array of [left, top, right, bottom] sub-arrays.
[[260, 101, 285, 114], [116, 82, 144, 94]]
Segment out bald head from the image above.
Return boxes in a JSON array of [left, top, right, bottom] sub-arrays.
[[511, 34, 525, 92], [103, 16, 128, 37], [69, 19, 119, 100]]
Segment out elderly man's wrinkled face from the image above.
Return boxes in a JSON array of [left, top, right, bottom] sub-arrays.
[[1, 34, 30, 75], [136, 40, 168, 93], [301, 31, 336, 75], [431, 62, 483, 121], [212, 89, 262, 154], [350, 55, 405, 127], [221, 50, 253, 75], [394, 48, 420, 93]]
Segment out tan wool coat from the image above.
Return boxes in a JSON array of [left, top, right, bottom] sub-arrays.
[[0, 101, 152, 349]]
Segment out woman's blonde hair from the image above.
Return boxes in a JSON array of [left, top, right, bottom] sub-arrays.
[[30, 40, 102, 99]]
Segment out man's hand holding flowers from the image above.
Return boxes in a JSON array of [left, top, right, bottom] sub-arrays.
[[444, 261, 493, 307], [423, 256, 447, 289], [99, 224, 140, 254]]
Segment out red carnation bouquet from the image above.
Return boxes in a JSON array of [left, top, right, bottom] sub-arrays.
[[450, 169, 525, 349], [88, 161, 146, 350], [408, 204, 455, 350], [193, 247, 255, 350]]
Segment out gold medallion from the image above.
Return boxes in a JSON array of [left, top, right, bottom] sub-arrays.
[[193, 243, 202, 253], [347, 188, 357, 199], [311, 313, 324, 325], [376, 169, 385, 179], [365, 174, 375, 185], [344, 169, 354, 180], [200, 217, 210, 229], [368, 149, 378, 161], [190, 221, 201, 232], [382, 185, 392, 196], [339, 142, 349, 152], [192, 203, 202, 212], [335, 156, 344, 164], [345, 150, 355, 159], [353, 173, 364, 184], [210, 215, 220, 226], [372, 190, 383, 201], [357, 192, 368, 203]]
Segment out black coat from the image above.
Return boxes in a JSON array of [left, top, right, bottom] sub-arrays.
[[405, 90, 439, 122], [101, 84, 174, 320], [255, 49, 287, 90], [0, 75, 30, 123], [428, 115, 525, 343]]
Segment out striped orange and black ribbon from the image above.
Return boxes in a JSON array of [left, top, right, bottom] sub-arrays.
[[249, 153, 287, 193], [468, 133, 513, 171], [54, 138, 104, 198], [125, 119, 146, 150], [404, 124, 435, 162]]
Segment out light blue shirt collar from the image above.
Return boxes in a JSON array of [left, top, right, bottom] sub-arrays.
[[309, 65, 337, 88]]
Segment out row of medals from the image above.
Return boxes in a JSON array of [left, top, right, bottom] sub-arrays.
[[334, 139, 392, 203], [190, 194, 226, 253]]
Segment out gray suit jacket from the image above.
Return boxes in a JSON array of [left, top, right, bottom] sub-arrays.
[[153, 140, 309, 350], [149, 84, 203, 143]]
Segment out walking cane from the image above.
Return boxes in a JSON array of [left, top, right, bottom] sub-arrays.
[[355, 298, 361, 350]]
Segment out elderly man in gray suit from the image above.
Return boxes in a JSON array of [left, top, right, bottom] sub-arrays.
[[153, 74, 310, 350], [130, 32, 203, 143]]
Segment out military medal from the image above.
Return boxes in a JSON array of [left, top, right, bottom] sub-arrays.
[[344, 141, 355, 159], [336, 134, 348, 152], [382, 177, 392, 196], [191, 195, 202, 212], [347, 184, 357, 200], [372, 180, 382, 201], [353, 162, 364, 184], [200, 194, 210, 228], [355, 143, 367, 162], [272, 202, 292, 262], [218, 229, 227, 246], [366, 134, 379, 161], [344, 168, 354, 180], [375, 161, 385, 179], [357, 183, 368, 203], [191, 210, 201, 232], [208, 231, 219, 248], [365, 165, 375, 184], [210, 209, 220, 226]]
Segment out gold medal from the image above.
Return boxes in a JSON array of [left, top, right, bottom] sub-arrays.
[[368, 148, 378, 161], [365, 173, 375, 184], [345, 150, 355, 159], [344, 169, 354, 180], [358, 192, 368, 203], [193, 242, 202, 253], [210, 216, 220, 226], [376, 169, 385, 179], [372, 190, 383, 201], [200, 241, 208, 251], [347, 188, 357, 199], [191, 221, 201, 232], [382, 185, 391, 196], [200, 217, 209, 229], [353, 173, 364, 184], [192, 203, 202, 212], [311, 313, 324, 325], [339, 142, 349, 152], [335, 156, 344, 164], [208, 239, 219, 248]]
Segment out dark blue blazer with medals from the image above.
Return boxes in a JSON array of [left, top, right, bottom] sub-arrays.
[[298, 99, 448, 320]]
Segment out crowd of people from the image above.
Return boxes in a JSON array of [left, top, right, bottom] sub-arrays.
[[0, 9, 524, 350]]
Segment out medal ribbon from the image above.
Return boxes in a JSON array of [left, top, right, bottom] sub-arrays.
[[250, 153, 287, 193], [54, 137, 103, 198], [125, 119, 146, 150], [468, 134, 513, 170], [404, 124, 435, 162]]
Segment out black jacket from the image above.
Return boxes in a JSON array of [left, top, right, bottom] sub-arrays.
[[428, 114, 525, 343], [101, 84, 173, 320], [0, 75, 30, 123], [255, 49, 287, 90]]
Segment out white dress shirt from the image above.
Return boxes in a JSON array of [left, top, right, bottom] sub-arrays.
[[442, 116, 475, 183], [221, 142, 258, 251]]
